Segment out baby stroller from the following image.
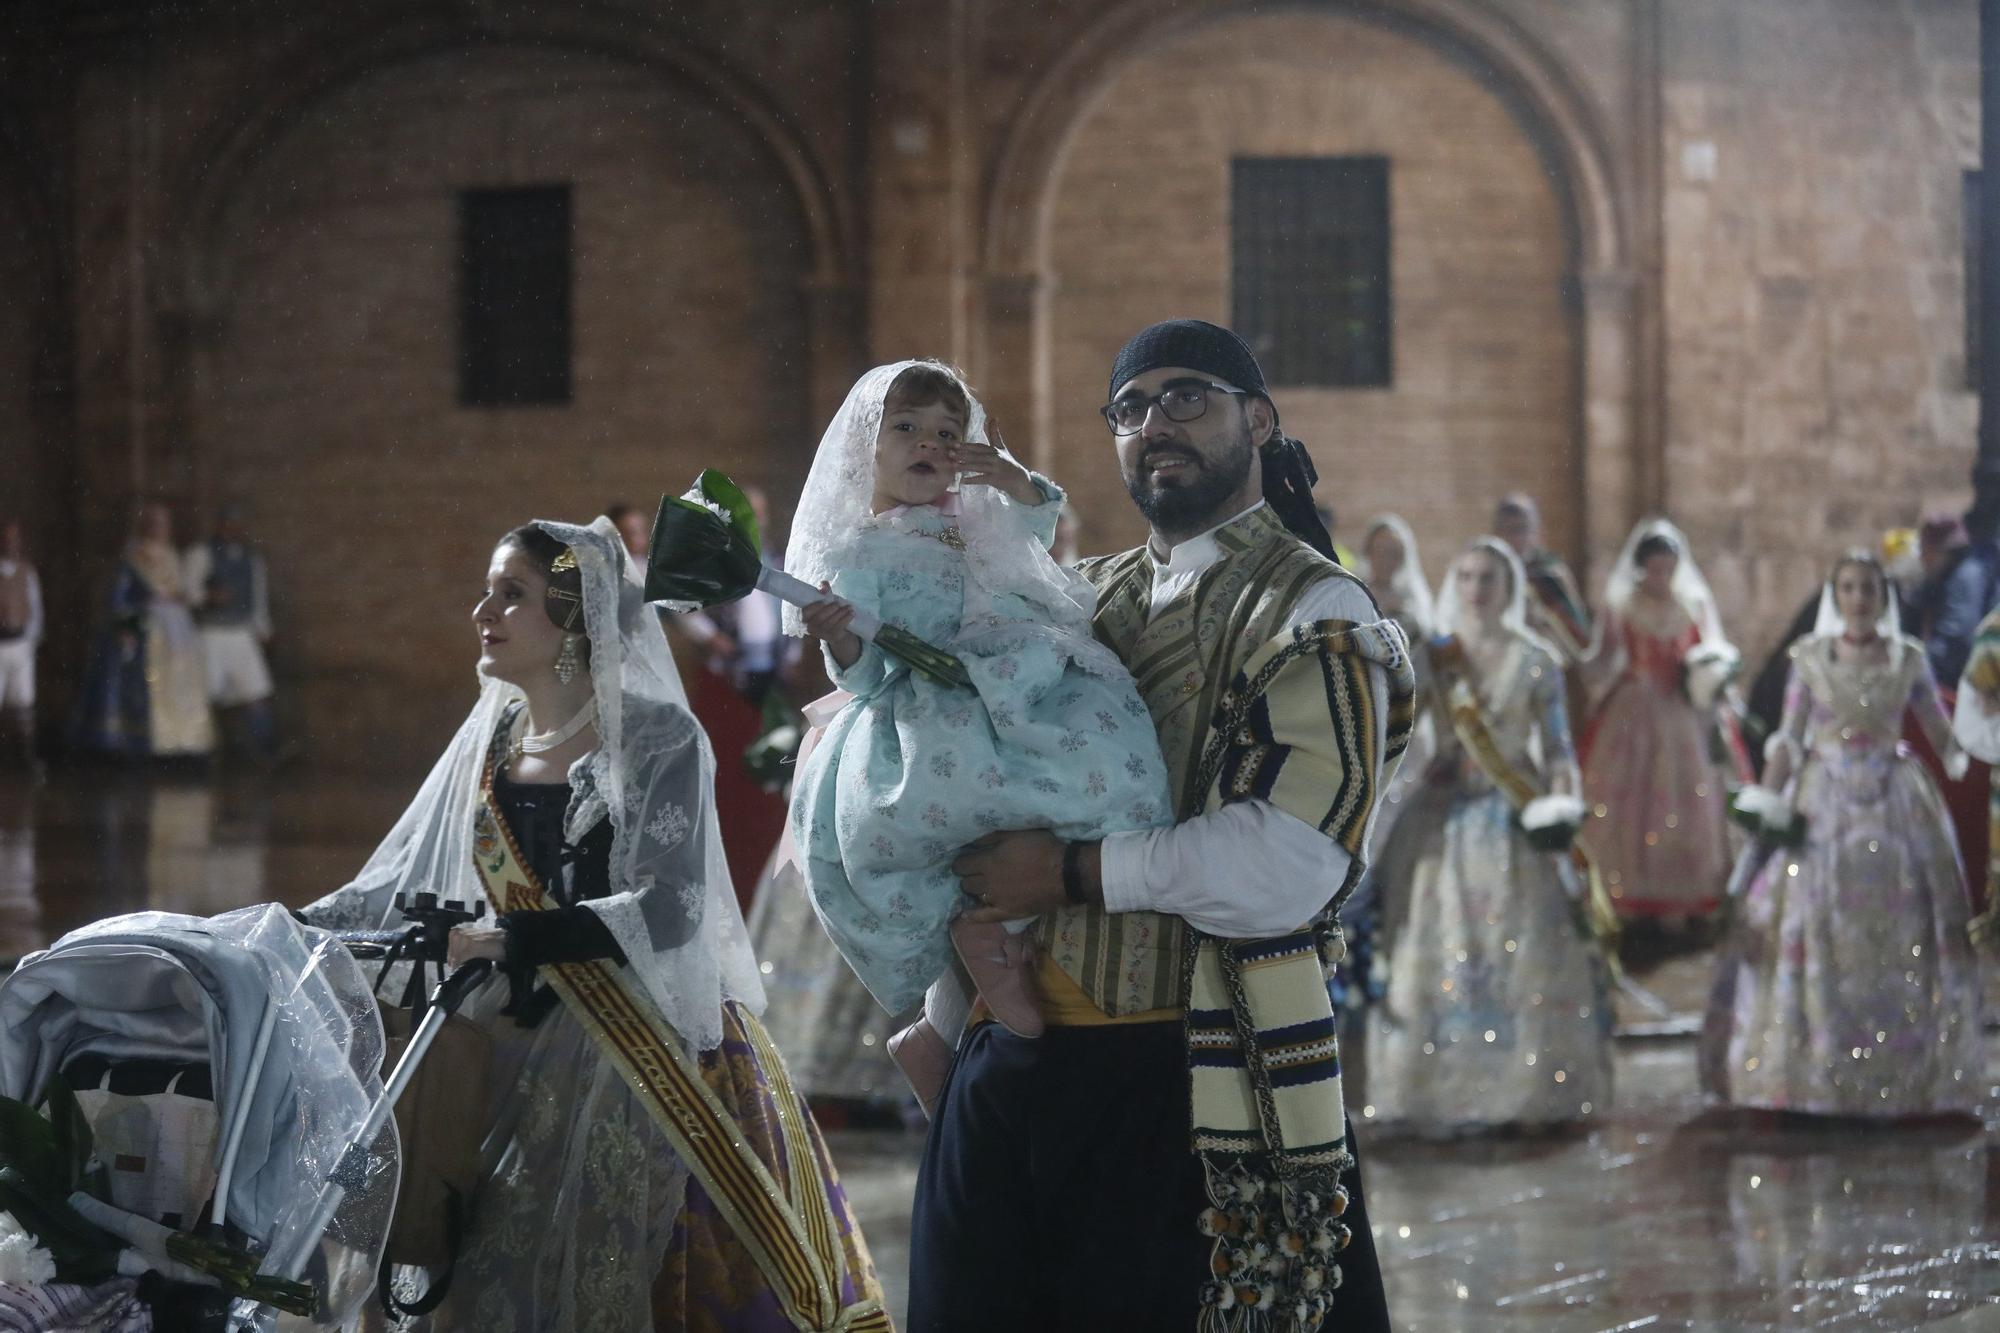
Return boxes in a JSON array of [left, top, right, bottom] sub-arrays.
[[0, 901, 491, 1330]]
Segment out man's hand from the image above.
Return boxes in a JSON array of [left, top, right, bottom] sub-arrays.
[[953, 831, 1099, 921]]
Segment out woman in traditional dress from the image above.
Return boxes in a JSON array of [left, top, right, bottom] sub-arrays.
[[1361, 514, 1434, 648], [305, 518, 885, 1331], [74, 502, 213, 757], [745, 846, 907, 1111], [1362, 538, 1613, 1134], [1337, 516, 1437, 1020], [1579, 518, 1742, 925], [1702, 550, 1983, 1117], [744, 634, 909, 1113]]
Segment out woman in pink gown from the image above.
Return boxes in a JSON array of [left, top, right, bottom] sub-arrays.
[[1580, 519, 1744, 925]]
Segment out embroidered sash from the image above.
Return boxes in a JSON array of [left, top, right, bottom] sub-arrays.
[[1440, 678, 1621, 956], [1524, 552, 1592, 663], [1184, 623, 1416, 1331], [1067, 514, 1417, 1329], [1184, 620, 1417, 1174], [470, 762, 888, 1333]]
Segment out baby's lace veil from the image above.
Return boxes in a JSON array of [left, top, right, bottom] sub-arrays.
[[782, 360, 1095, 639]]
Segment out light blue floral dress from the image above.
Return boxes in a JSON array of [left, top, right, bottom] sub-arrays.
[[791, 479, 1173, 1014]]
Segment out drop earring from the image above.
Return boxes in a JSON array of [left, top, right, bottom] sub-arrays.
[[554, 634, 581, 685]]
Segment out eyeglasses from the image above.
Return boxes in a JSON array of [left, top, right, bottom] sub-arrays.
[[1100, 382, 1248, 436]]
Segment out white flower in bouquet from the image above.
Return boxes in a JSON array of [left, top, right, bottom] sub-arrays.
[[1731, 784, 1795, 831], [1520, 793, 1586, 832], [1519, 793, 1586, 852], [0, 1209, 56, 1288], [1683, 641, 1742, 712]]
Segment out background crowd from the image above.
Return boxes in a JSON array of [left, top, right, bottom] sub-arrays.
[[4, 480, 1995, 1141]]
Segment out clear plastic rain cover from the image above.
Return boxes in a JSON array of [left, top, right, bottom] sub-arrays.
[[0, 903, 399, 1329]]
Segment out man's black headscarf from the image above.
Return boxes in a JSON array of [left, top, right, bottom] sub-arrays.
[[1108, 319, 1338, 564]]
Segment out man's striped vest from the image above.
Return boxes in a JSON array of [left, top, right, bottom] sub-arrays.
[[1035, 505, 1368, 1016]]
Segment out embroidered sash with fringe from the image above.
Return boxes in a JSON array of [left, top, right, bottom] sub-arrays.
[[471, 755, 888, 1333], [1185, 618, 1415, 1331]]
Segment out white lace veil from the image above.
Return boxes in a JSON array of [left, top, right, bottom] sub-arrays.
[[782, 360, 1096, 639], [1362, 513, 1435, 638], [1811, 549, 1905, 668], [1433, 536, 1557, 655], [305, 517, 762, 1052], [1601, 516, 1729, 647]]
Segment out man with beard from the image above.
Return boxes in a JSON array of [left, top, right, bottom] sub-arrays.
[[915, 320, 1412, 1331]]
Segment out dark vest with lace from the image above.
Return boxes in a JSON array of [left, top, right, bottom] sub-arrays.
[[197, 541, 259, 628]]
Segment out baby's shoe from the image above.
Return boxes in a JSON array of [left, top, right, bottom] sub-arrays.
[[950, 917, 1045, 1038], [888, 1016, 954, 1119]]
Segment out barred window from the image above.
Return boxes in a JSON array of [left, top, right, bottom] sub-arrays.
[[1231, 157, 1392, 388], [459, 185, 573, 406]]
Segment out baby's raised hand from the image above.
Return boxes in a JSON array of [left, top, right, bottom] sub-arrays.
[[802, 581, 864, 669], [946, 420, 1042, 505]]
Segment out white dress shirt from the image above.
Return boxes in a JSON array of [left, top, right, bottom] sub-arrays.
[[1097, 503, 1389, 938]]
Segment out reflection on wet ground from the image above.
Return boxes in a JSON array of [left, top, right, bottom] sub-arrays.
[[1364, 1047, 1999, 1330], [4, 768, 1999, 1329]]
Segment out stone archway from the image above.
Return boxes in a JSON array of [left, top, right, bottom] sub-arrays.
[[977, 0, 1643, 574], [164, 6, 856, 293], [159, 21, 852, 770], [156, 6, 865, 498]]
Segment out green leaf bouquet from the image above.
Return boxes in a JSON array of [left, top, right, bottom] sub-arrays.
[[644, 469, 972, 689]]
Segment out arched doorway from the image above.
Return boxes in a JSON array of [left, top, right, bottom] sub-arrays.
[[980, 0, 1636, 577], [187, 40, 823, 777]]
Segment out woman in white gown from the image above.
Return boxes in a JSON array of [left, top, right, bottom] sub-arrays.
[[1702, 550, 1982, 1117], [1363, 538, 1614, 1134]]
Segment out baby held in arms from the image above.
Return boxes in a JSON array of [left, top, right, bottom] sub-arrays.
[[787, 360, 1172, 1112]]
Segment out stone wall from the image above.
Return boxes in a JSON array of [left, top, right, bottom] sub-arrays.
[[2, 0, 1983, 765], [1040, 9, 1580, 574], [195, 44, 815, 768], [1658, 0, 1981, 657]]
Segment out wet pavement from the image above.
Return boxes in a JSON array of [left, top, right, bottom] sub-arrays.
[[4, 766, 1999, 1329]]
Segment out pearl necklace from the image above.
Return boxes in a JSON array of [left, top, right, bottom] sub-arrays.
[[512, 699, 598, 762]]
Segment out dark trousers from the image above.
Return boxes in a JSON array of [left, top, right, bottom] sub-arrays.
[[908, 1021, 1391, 1332]]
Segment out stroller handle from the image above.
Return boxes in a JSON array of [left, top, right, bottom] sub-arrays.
[[253, 958, 499, 1307], [329, 928, 410, 960], [431, 958, 496, 1018]]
